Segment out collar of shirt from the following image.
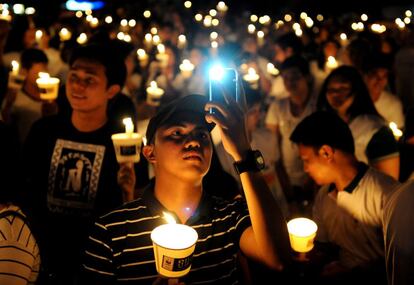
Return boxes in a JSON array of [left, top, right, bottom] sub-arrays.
[[328, 162, 369, 194], [141, 179, 213, 225]]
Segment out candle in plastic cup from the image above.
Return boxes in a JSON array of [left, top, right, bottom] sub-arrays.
[[179, 59, 195, 79], [151, 219, 198, 278], [8, 61, 25, 90], [287, 218, 318, 253], [111, 133, 143, 163], [243, 67, 260, 89], [146, 81, 165, 106], [111, 118, 142, 163], [36, 73, 60, 100]]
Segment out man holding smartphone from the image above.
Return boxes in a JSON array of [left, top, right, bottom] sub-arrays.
[[80, 93, 291, 284]]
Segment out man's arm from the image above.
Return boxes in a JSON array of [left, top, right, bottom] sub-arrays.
[[205, 94, 291, 271]]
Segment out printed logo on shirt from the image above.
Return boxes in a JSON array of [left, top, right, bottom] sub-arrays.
[[47, 139, 105, 215]]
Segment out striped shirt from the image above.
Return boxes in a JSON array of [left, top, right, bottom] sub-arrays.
[[0, 205, 41, 285], [81, 185, 251, 284]]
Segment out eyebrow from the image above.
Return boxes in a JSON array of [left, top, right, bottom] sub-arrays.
[[69, 66, 100, 76], [162, 123, 209, 131]]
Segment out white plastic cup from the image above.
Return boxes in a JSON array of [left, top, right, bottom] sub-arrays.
[[287, 217, 318, 253], [151, 224, 198, 278], [111, 133, 143, 163], [36, 77, 60, 100]]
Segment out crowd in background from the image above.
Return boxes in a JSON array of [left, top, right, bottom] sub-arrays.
[[0, 1, 414, 284]]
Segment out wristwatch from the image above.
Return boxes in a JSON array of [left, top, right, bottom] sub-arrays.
[[233, 149, 265, 174]]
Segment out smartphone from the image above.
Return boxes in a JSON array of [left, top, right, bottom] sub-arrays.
[[208, 67, 239, 113]]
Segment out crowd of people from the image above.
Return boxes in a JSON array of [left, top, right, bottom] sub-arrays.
[[0, 1, 414, 284]]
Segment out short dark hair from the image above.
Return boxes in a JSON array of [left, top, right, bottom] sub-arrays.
[[280, 55, 310, 76], [20, 48, 48, 70], [69, 43, 126, 88], [275, 32, 303, 54], [290, 111, 355, 154]]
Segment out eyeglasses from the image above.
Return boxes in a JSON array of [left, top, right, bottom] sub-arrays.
[[326, 87, 352, 96]]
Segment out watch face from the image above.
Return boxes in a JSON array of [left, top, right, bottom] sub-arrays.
[[254, 150, 265, 169]]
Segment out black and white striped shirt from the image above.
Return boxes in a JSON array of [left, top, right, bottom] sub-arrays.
[[81, 185, 251, 284], [0, 205, 41, 285]]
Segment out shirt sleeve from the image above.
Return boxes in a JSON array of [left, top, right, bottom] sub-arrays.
[[366, 126, 399, 163], [233, 197, 252, 247], [80, 220, 116, 285]]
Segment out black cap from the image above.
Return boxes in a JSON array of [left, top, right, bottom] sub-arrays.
[[290, 111, 355, 154], [145, 94, 215, 144]]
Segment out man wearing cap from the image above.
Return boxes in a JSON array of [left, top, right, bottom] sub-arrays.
[[80, 94, 291, 284], [290, 111, 400, 284]]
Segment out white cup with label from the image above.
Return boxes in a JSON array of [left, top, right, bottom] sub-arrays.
[[151, 223, 198, 278], [111, 118, 143, 163]]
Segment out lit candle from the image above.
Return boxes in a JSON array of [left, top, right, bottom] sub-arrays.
[[36, 72, 60, 101], [178, 34, 187, 49], [216, 1, 228, 13], [267, 63, 279, 76], [389, 122, 403, 140], [35, 30, 43, 45], [77, 33, 88, 45], [151, 212, 198, 278], [243, 67, 260, 88], [146, 81, 165, 106], [0, 10, 11, 22], [136, 48, 148, 68], [8, 61, 24, 90], [11, 60, 19, 76], [59, 28, 72, 41], [179, 59, 195, 79], [257, 30, 265, 46], [111, 118, 143, 163], [326, 56, 339, 71], [156, 44, 169, 68], [287, 218, 318, 255]]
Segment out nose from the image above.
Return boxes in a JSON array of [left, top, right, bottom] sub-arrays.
[[184, 134, 201, 149]]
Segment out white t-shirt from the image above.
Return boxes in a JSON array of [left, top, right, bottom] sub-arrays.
[[313, 166, 399, 268], [374, 90, 405, 129], [265, 95, 316, 187]]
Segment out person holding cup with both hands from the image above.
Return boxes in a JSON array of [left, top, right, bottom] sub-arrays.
[[80, 86, 292, 283]]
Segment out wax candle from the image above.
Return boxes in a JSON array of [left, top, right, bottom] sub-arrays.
[[146, 81, 165, 106], [287, 217, 318, 253], [36, 72, 60, 100], [137, 48, 148, 67], [243, 67, 260, 85], [59, 28, 72, 41], [151, 212, 198, 278], [179, 59, 195, 79], [326, 56, 338, 70]]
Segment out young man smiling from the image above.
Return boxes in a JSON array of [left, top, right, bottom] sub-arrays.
[[80, 94, 291, 284], [22, 43, 134, 284]]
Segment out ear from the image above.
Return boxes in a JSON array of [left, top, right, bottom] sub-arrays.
[[143, 145, 156, 164], [106, 84, 121, 99], [318, 145, 334, 161]]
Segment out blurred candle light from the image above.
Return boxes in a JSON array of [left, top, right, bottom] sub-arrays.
[[243, 67, 260, 89], [11, 60, 19, 76], [178, 34, 187, 49], [75, 11, 83, 18], [326, 56, 338, 70], [150, 27, 158, 34], [267, 63, 279, 76], [152, 34, 160, 45], [0, 9, 11, 22], [212, 18, 219, 26], [216, 2, 228, 13], [123, 117, 134, 136], [179, 59, 195, 78], [146, 81, 165, 106], [35, 30, 43, 44], [137, 49, 148, 67], [361, 14, 368, 21], [250, 14, 258, 22], [210, 31, 218, 40], [143, 10, 151, 18], [257, 30, 265, 46], [105, 16, 112, 24], [184, 1, 192, 9], [209, 9, 217, 17], [77, 33, 88, 45], [59, 28, 72, 41], [248, 24, 256, 34], [195, 13, 203, 22]]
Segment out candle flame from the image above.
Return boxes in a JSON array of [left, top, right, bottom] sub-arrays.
[[150, 81, 158, 88], [38, 72, 50, 79], [137, 48, 146, 58], [287, 218, 317, 237], [157, 44, 165, 54], [11, 60, 19, 71], [248, 67, 257, 75], [163, 212, 176, 224], [389, 122, 403, 138], [123, 117, 134, 134]]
